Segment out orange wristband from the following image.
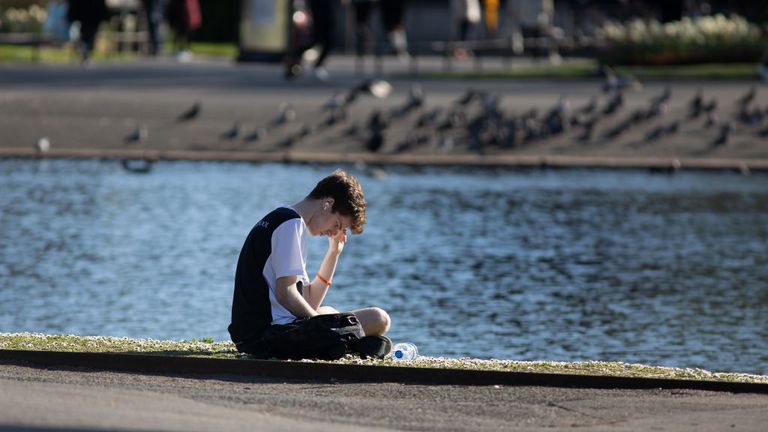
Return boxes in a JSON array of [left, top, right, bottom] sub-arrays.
[[316, 273, 332, 286]]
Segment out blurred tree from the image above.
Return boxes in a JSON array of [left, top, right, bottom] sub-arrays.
[[0, 0, 41, 8]]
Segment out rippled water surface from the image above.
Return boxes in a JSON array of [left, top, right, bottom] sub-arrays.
[[1, 159, 767, 373]]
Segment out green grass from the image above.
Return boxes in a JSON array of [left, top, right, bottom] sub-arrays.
[[421, 60, 761, 81], [2, 332, 767, 385], [186, 42, 237, 59], [0, 41, 237, 64], [0, 43, 73, 63]]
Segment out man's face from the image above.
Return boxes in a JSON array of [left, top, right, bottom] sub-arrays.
[[312, 205, 352, 238]]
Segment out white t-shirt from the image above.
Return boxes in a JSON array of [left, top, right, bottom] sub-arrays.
[[264, 208, 311, 325]]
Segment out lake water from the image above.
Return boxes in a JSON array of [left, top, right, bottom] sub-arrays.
[[1, 159, 766, 374]]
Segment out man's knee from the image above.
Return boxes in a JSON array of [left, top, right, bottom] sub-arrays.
[[317, 305, 339, 315], [362, 307, 391, 336]]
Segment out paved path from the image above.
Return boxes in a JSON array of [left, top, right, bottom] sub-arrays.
[[0, 56, 766, 166], [2, 362, 768, 432]]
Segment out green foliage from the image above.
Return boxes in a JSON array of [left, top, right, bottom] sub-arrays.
[[0, 2, 45, 33], [420, 61, 759, 81], [597, 14, 765, 65]]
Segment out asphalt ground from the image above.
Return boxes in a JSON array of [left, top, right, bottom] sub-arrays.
[[0, 56, 767, 170], [2, 361, 768, 432]]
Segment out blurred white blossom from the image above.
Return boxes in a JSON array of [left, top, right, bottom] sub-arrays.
[[0, 4, 47, 33], [597, 14, 764, 64]]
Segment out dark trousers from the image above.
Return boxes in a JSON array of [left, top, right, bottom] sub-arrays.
[[142, 0, 165, 55], [309, 0, 334, 68]]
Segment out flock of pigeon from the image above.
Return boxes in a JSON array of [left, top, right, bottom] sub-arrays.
[[110, 69, 767, 172]]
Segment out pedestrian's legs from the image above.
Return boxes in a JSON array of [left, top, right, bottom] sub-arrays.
[[354, 2, 373, 57], [79, 21, 99, 61], [142, 0, 164, 55], [309, 0, 333, 68]]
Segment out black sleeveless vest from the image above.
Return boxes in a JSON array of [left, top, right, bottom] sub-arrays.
[[228, 207, 301, 347]]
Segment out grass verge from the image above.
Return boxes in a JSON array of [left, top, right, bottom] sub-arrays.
[[2, 332, 766, 385], [0, 42, 237, 64], [420, 60, 761, 81]]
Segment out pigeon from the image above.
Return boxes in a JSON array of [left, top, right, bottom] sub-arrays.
[[644, 124, 665, 142], [243, 127, 267, 142], [542, 97, 570, 135], [481, 92, 502, 114], [271, 103, 296, 127], [391, 84, 425, 117], [343, 122, 361, 137], [704, 111, 718, 129], [367, 110, 388, 133], [735, 86, 756, 108], [177, 101, 201, 122], [738, 106, 764, 125], [35, 137, 50, 154], [645, 100, 668, 120], [703, 98, 717, 114], [455, 88, 480, 106], [344, 79, 393, 106], [437, 110, 465, 131], [278, 124, 313, 149], [365, 130, 385, 152], [437, 134, 454, 152], [361, 79, 393, 98], [415, 107, 443, 128], [321, 107, 347, 128], [522, 114, 542, 143], [711, 122, 731, 147], [627, 108, 647, 125], [602, 91, 624, 115], [664, 121, 680, 135], [577, 117, 596, 142], [322, 91, 344, 111], [603, 118, 632, 140], [757, 124, 768, 138], [600, 66, 642, 93], [576, 95, 597, 115], [221, 121, 241, 140], [687, 89, 704, 120], [650, 86, 672, 106], [124, 125, 148, 144], [401, 132, 430, 151]]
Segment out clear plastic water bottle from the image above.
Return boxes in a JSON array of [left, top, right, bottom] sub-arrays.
[[391, 342, 418, 361]]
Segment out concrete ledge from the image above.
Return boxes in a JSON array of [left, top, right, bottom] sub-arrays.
[[2, 350, 767, 394], [1, 147, 767, 172]]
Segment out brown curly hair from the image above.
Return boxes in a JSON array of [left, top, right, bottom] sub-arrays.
[[307, 169, 367, 234]]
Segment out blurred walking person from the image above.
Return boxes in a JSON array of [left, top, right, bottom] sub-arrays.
[[66, 0, 109, 64], [451, 0, 480, 59], [380, 0, 408, 60], [166, 0, 201, 62], [350, 0, 376, 58], [285, 0, 336, 81], [141, 0, 165, 56]]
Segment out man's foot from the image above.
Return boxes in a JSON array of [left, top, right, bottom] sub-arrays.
[[284, 63, 302, 80], [176, 50, 193, 63], [312, 66, 330, 82], [351, 335, 392, 359]]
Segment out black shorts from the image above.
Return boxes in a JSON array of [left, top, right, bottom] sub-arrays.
[[235, 313, 365, 360]]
